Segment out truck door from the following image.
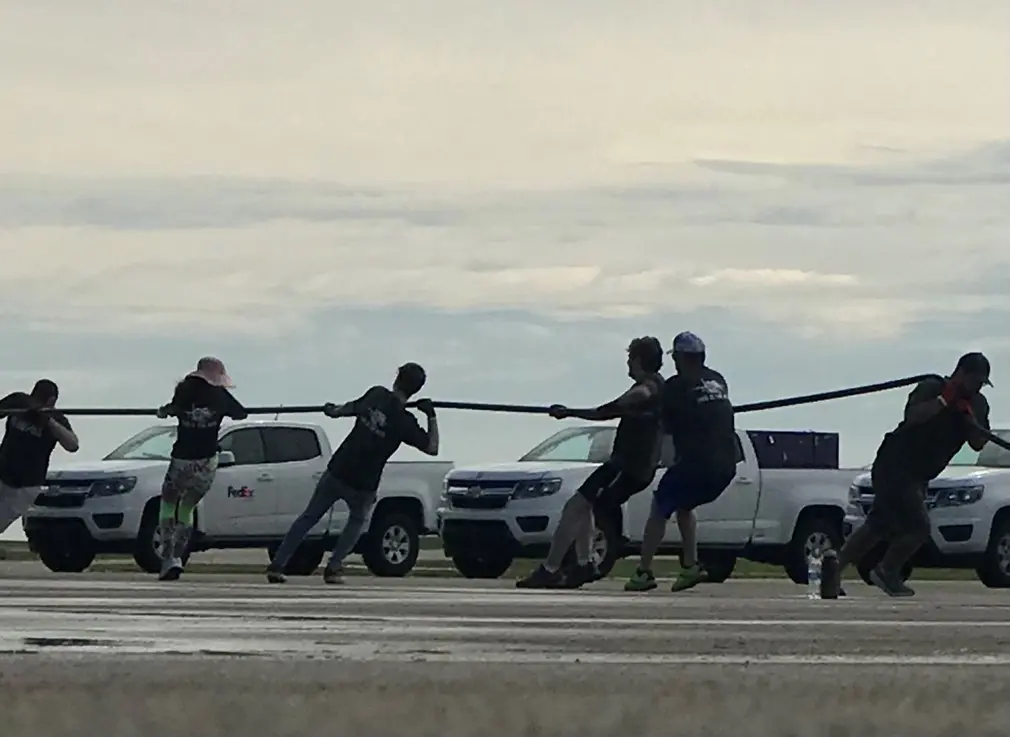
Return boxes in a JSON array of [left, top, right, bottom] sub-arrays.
[[201, 427, 275, 539], [260, 426, 327, 535], [693, 434, 759, 544]]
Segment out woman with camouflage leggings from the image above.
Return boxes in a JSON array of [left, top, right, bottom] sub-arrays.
[[156, 357, 247, 581]]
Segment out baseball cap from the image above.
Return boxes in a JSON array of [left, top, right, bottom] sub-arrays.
[[668, 331, 706, 355], [955, 352, 993, 387]]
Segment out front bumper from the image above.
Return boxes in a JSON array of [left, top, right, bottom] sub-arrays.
[[436, 500, 565, 560], [23, 490, 145, 550]]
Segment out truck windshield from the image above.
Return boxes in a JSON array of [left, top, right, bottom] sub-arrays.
[[518, 426, 616, 463], [949, 429, 1010, 468], [104, 426, 178, 461]]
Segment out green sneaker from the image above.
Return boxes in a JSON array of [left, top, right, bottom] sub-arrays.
[[671, 564, 708, 592], [624, 568, 658, 592]]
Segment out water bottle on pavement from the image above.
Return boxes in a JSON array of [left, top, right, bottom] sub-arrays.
[[806, 550, 822, 599]]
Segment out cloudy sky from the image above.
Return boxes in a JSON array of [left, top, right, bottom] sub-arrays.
[[2, 0, 1008, 537]]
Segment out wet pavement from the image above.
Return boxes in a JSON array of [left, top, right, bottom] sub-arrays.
[[6, 571, 1010, 735], [4, 572, 1010, 663]]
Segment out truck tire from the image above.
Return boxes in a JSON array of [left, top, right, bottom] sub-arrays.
[[856, 542, 913, 585], [785, 514, 844, 585], [362, 511, 420, 577], [284, 543, 324, 576], [593, 513, 623, 578], [451, 553, 514, 579], [699, 552, 737, 583], [36, 537, 96, 573], [976, 516, 1010, 588], [134, 503, 191, 575]]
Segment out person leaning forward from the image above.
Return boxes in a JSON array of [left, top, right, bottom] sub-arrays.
[[822, 352, 992, 598]]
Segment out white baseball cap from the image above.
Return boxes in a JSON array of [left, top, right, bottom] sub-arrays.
[[668, 331, 706, 355]]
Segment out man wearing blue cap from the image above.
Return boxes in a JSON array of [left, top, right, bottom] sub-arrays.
[[625, 331, 738, 593]]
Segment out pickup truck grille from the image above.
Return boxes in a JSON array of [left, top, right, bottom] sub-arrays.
[[856, 485, 939, 515], [33, 493, 87, 509], [445, 479, 518, 510]]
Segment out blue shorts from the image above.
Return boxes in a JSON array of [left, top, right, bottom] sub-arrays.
[[652, 463, 735, 520]]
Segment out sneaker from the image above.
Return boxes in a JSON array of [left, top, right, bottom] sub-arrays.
[[266, 569, 287, 584], [322, 567, 344, 585], [624, 568, 658, 592], [869, 566, 915, 597], [560, 562, 599, 589], [671, 564, 708, 592], [159, 557, 183, 582], [515, 564, 565, 589]]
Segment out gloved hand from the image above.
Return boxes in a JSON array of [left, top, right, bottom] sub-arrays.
[[940, 379, 968, 407]]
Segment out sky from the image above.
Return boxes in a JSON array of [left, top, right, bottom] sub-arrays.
[[2, 0, 1009, 540]]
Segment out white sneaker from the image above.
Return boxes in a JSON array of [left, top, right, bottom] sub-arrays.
[[159, 557, 184, 581]]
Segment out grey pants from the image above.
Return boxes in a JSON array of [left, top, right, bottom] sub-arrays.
[[268, 471, 376, 574]]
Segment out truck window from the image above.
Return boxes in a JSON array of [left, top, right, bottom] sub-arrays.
[[520, 427, 600, 462], [218, 428, 266, 465], [262, 427, 322, 463]]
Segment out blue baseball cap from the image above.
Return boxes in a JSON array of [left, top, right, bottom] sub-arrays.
[[668, 331, 706, 355]]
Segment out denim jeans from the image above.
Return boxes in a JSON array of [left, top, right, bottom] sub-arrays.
[[268, 470, 376, 573]]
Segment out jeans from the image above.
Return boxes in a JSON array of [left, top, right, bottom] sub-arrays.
[[267, 470, 376, 573]]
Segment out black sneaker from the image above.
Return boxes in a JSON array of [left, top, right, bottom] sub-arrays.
[[559, 562, 600, 589], [266, 569, 286, 584], [869, 566, 915, 597], [515, 564, 565, 589]]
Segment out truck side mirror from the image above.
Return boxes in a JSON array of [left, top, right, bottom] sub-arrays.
[[218, 450, 237, 467]]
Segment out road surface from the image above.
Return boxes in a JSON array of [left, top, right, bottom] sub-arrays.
[[2, 568, 1010, 736]]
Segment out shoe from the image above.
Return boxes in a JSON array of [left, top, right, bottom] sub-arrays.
[[322, 567, 344, 585], [624, 568, 658, 592], [515, 564, 565, 589], [671, 564, 708, 592], [266, 569, 286, 584], [159, 557, 183, 582], [869, 566, 915, 597], [560, 562, 599, 589]]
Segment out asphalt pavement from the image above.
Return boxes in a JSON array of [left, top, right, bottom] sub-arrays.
[[3, 566, 1010, 736]]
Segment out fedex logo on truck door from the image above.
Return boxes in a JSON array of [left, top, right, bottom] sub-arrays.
[[227, 485, 254, 499]]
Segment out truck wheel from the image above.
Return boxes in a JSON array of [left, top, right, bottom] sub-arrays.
[[36, 538, 96, 573], [451, 553, 514, 579], [785, 515, 844, 584], [134, 504, 191, 575], [284, 543, 324, 576], [593, 513, 623, 578], [362, 511, 420, 577], [976, 516, 1010, 588], [856, 542, 913, 585], [699, 552, 737, 583]]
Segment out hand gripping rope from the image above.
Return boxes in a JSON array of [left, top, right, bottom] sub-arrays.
[[7, 373, 1007, 449]]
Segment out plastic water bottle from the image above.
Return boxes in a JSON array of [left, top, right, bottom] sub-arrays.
[[807, 550, 823, 599]]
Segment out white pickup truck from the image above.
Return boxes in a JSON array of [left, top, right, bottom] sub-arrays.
[[845, 426, 1010, 588], [22, 420, 453, 577], [436, 424, 858, 583]]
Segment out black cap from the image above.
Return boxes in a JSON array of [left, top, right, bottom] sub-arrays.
[[955, 352, 993, 387]]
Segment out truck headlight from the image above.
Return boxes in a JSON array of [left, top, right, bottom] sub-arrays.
[[89, 476, 139, 497], [930, 485, 984, 508], [512, 477, 563, 499]]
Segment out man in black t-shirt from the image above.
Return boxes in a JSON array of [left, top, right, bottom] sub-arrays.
[[267, 362, 439, 584], [516, 337, 665, 590], [0, 379, 80, 535], [625, 331, 737, 594], [822, 353, 992, 599]]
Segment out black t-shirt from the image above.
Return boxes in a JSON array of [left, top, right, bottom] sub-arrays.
[[662, 367, 737, 476], [0, 392, 73, 488], [875, 376, 991, 482], [169, 376, 249, 461], [326, 385, 431, 493], [609, 373, 665, 477]]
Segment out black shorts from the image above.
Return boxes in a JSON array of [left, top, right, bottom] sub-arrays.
[[576, 462, 654, 511], [866, 463, 930, 540]]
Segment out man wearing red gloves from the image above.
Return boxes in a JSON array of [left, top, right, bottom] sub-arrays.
[[823, 352, 992, 598]]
